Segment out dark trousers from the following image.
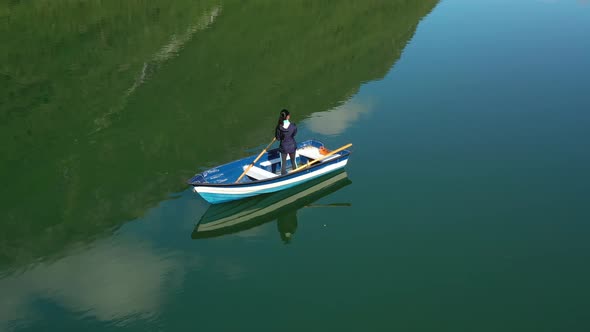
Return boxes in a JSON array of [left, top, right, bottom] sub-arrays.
[[281, 152, 297, 175]]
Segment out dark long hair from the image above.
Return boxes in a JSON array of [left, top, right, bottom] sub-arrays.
[[277, 109, 290, 126]]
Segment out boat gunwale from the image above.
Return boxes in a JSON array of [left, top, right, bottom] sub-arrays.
[[190, 149, 351, 188]]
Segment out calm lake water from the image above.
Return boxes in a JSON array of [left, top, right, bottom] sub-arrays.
[[1, 0, 589, 331]]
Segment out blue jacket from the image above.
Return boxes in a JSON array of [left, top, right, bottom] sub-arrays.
[[275, 122, 298, 154]]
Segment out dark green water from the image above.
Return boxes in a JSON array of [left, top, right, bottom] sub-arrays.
[[1, 0, 589, 331]]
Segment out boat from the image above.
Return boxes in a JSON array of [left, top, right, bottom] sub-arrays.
[[192, 170, 352, 240], [187, 139, 352, 204]]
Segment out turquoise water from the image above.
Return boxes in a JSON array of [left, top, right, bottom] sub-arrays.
[[1, 0, 589, 331]]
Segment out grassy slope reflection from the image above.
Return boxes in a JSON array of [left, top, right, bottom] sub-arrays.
[[1, 0, 221, 266], [0, 0, 438, 268]]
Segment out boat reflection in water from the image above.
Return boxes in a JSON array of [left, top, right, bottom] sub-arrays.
[[192, 170, 352, 243]]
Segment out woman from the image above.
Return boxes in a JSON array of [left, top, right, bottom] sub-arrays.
[[275, 109, 298, 175]]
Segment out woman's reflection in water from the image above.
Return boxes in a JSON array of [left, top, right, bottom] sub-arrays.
[[277, 209, 298, 244]]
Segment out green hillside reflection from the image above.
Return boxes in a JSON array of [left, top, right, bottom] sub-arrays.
[[0, 0, 438, 268]]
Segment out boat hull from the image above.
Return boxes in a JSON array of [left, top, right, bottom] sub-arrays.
[[193, 158, 348, 204]]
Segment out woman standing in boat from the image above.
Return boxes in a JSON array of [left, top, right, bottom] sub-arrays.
[[275, 109, 298, 175]]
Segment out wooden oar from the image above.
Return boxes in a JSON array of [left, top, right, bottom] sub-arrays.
[[235, 137, 276, 183], [292, 143, 352, 173]]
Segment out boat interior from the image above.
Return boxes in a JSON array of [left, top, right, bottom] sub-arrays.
[[241, 144, 341, 181], [188, 140, 344, 185]]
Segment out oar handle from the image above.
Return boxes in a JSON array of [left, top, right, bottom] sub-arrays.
[[235, 137, 276, 183], [292, 143, 352, 173]]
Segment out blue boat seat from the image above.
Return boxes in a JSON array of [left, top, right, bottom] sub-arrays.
[[243, 165, 278, 180]]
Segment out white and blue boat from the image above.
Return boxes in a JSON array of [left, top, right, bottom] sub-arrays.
[[187, 139, 352, 204]]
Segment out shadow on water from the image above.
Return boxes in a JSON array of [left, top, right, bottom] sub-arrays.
[[0, 0, 439, 269], [192, 170, 352, 243]]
